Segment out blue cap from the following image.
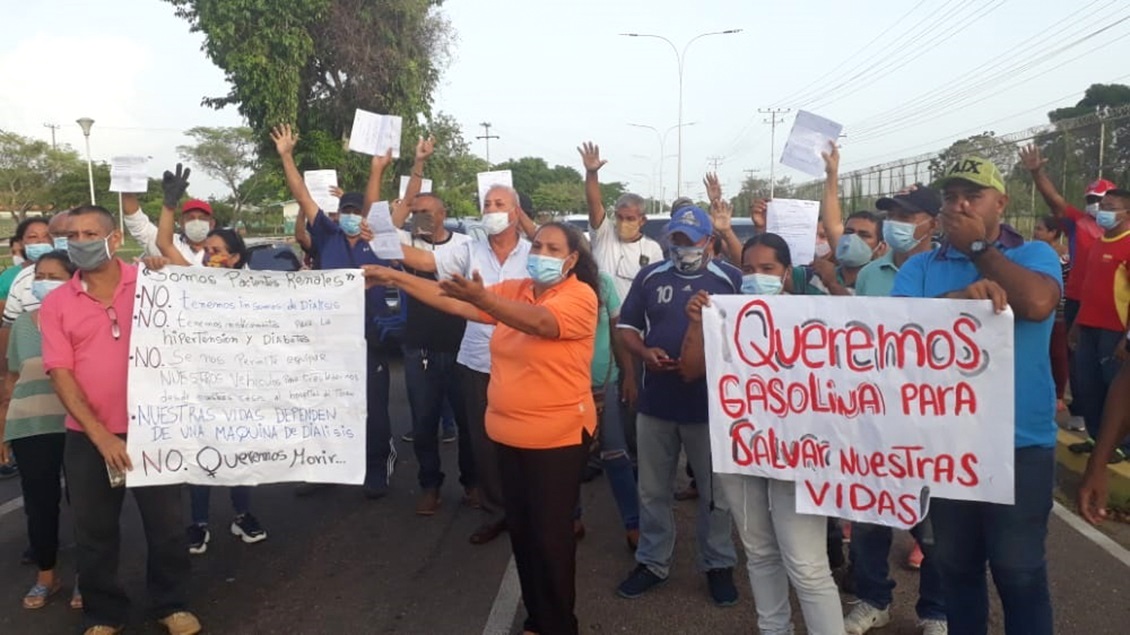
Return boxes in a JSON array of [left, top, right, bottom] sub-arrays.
[[665, 205, 713, 243]]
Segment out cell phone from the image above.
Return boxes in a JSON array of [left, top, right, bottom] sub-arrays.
[[106, 463, 126, 488], [657, 357, 681, 367]]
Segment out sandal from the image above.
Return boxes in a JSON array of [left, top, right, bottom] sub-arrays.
[[70, 584, 83, 610], [22, 581, 61, 609]]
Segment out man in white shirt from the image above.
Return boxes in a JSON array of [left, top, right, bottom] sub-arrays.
[[122, 192, 212, 265]]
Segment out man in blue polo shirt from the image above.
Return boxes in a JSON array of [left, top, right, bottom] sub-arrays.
[[892, 156, 1061, 635], [615, 205, 741, 607], [273, 124, 397, 499]]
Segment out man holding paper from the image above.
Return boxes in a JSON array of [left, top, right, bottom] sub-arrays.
[[272, 124, 397, 500], [892, 156, 1061, 635]]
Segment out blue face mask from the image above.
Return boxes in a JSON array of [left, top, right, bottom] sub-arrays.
[[835, 233, 875, 268], [31, 279, 65, 302], [882, 220, 927, 254], [741, 273, 784, 295], [339, 213, 362, 236], [1096, 210, 1122, 230], [53, 237, 68, 251], [526, 254, 567, 285], [24, 243, 53, 262]]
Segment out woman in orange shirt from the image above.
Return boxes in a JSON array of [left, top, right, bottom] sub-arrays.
[[365, 222, 598, 635]]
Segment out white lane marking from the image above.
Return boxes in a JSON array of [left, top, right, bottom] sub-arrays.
[[0, 496, 24, 519], [1052, 501, 1130, 569], [482, 556, 521, 635]]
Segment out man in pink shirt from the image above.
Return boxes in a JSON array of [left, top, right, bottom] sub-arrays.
[[40, 205, 200, 635]]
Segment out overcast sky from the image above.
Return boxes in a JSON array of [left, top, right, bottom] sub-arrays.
[[2, 0, 1128, 204]]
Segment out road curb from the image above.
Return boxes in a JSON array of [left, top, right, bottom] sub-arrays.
[[1056, 429, 1130, 508]]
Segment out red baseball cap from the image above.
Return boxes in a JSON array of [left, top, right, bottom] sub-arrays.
[[1085, 179, 1117, 198], [181, 199, 214, 216]]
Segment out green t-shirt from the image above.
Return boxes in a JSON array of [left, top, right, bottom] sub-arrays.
[[4, 312, 67, 442], [0, 265, 22, 300], [591, 272, 621, 388]]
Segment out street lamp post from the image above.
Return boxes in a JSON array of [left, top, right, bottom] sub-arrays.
[[628, 122, 696, 208], [76, 118, 95, 205], [621, 29, 742, 198]]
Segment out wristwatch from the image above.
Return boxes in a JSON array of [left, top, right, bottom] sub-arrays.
[[968, 240, 990, 260]]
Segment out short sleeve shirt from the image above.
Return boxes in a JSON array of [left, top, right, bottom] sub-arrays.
[[309, 210, 392, 337], [891, 225, 1062, 449], [4, 312, 67, 441], [618, 259, 742, 424], [0, 265, 23, 300], [1075, 229, 1130, 332], [485, 276, 598, 449], [1060, 204, 1102, 301], [591, 272, 621, 388], [3, 266, 39, 324], [590, 218, 665, 303], [397, 229, 473, 352]]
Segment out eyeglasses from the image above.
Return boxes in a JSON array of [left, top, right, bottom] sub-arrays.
[[106, 306, 120, 340]]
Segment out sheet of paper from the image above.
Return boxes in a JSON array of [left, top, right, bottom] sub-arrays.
[[304, 170, 339, 213], [766, 198, 821, 265], [366, 201, 404, 259], [109, 155, 149, 193], [416, 112, 429, 128], [347, 109, 403, 158], [477, 170, 514, 209], [779, 110, 844, 178], [398, 176, 433, 200]]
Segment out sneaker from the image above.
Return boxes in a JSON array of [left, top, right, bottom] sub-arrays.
[[401, 432, 414, 442], [1110, 449, 1127, 465], [705, 567, 738, 607], [1066, 416, 1086, 432], [441, 428, 457, 443], [845, 602, 892, 635], [416, 488, 441, 516], [918, 618, 947, 635], [158, 610, 202, 635], [617, 564, 665, 599], [906, 542, 924, 569], [0, 463, 18, 480], [231, 514, 267, 544], [1069, 439, 1095, 454], [186, 525, 210, 555]]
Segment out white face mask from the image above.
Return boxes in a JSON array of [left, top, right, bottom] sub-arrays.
[[184, 219, 211, 243], [482, 212, 511, 236]]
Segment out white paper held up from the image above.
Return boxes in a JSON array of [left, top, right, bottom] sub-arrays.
[[780, 110, 843, 178], [347, 109, 403, 158], [477, 170, 514, 210], [766, 198, 821, 265], [109, 156, 149, 193], [304, 170, 339, 213], [366, 201, 404, 260], [398, 176, 433, 199]]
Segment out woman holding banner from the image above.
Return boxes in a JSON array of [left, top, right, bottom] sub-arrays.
[[681, 233, 845, 635], [363, 222, 598, 635]]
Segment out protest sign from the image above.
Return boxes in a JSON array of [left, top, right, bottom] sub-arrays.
[[399, 175, 433, 199], [766, 198, 821, 265], [109, 156, 148, 193], [702, 295, 1014, 529], [126, 266, 368, 487], [304, 169, 339, 213], [347, 108, 403, 158], [366, 201, 404, 260], [779, 110, 843, 178]]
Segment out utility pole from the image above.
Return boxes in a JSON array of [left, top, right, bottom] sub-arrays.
[[707, 155, 724, 172], [759, 108, 790, 198], [476, 122, 499, 166], [43, 123, 60, 150]]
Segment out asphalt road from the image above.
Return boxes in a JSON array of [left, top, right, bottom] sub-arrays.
[[0, 362, 1128, 634]]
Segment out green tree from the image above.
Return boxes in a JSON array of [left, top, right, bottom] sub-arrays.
[[0, 130, 81, 218], [532, 181, 583, 214], [928, 132, 1017, 181], [177, 126, 258, 221]]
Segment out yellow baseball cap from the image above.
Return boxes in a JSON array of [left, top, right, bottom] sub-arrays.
[[933, 156, 1006, 194]]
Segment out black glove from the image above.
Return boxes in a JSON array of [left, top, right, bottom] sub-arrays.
[[162, 163, 191, 209]]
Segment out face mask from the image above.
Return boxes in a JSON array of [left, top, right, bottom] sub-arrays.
[[24, 243, 53, 262], [339, 213, 362, 236], [184, 219, 211, 243], [670, 245, 706, 273], [1085, 202, 1101, 217], [741, 273, 784, 295], [53, 237, 68, 251], [616, 219, 642, 241], [206, 253, 230, 268], [814, 240, 832, 259], [67, 237, 111, 272], [882, 220, 927, 254], [482, 212, 511, 236], [31, 279, 65, 302], [11, 255, 24, 267], [526, 254, 567, 285], [1095, 210, 1121, 230], [835, 233, 875, 268], [410, 213, 436, 237]]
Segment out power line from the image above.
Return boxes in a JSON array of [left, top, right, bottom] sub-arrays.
[[475, 122, 499, 166], [707, 155, 724, 172], [43, 123, 60, 150], [759, 108, 790, 198]]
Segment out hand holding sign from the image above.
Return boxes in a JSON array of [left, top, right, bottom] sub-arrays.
[[416, 136, 436, 162], [957, 280, 1008, 314], [686, 290, 712, 324], [821, 142, 840, 177]]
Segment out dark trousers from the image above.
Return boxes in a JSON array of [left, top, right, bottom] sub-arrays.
[[498, 439, 588, 635], [1050, 320, 1069, 401], [932, 447, 1054, 635], [1075, 325, 1130, 453], [403, 346, 475, 489], [65, 431, 189, 627], [850, 520, 945, 620], [365, 345, 395, 490], [458, 363, 504, 522], [11, 433, 65, 571]]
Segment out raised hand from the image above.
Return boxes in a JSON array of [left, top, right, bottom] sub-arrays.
[[821, 141, 840, 176], [330, 186, 345, 198], [270, 124, 298, 156], [705, 172, 723, 203], [1018, 143, 1048, 173], [710, 198, 733, 233], [750, 198, 768, 230], [373, 148, 394, 171], [161, 163, 191, 209], [416, 136, 436, 162], [577, 142, 607, 173]]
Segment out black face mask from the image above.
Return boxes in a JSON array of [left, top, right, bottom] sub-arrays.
[[410, 212, 437, 237]]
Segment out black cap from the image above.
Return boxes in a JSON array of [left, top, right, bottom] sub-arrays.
[[876, 185, 942, 216], [339, 192, 365, 212]]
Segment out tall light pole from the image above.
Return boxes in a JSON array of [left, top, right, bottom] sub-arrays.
[[621, 29, 742, 198], [76, 117, 96, 205], [628, 121, 696, 206]]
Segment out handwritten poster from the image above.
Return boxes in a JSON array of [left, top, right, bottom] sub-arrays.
[[703, 296, 1014, 529], [126, 266, 368, 487]]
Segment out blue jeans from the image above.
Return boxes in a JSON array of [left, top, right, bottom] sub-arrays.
[[365, 345, 395, 490], [1075, 326, 1130, 452], [594, 382, 639, 530], [189, 486, 251, 525], [635, 413, 736, 578], [931, 447, 1054, 635], [402, 346, 475, 489], [850, 520, 944, 620]]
